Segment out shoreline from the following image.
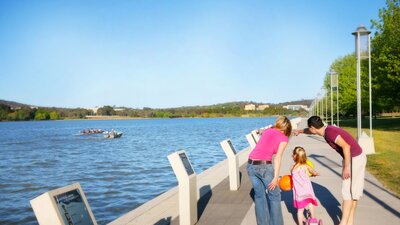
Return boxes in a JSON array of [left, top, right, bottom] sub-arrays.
[[0, 115, 304, 122], [78, 116, 151, 120]]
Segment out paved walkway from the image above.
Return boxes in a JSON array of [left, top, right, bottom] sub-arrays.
[[194, 118, 400, 225]]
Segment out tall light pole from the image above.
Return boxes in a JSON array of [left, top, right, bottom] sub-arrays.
[[330, 69, 337, 125], [352, 26, 369, 138], [336, 72, 339, 127], [319, 93, 322, 119], [368, 28, 373, 137], [352, 25, 375, 154], [325, 88, 328, 122], [320, 92, 324, 120]]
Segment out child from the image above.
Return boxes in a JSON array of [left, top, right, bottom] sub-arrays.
[[291, 146, 319, 225]]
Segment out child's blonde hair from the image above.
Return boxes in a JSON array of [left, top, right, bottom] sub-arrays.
[[293, 146, 307, 165]]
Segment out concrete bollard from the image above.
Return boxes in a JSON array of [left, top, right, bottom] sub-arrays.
[[220, 139, 240, 191]]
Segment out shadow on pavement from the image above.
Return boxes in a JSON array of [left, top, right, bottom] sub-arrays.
[[312, 154, 400, 200], [197, 185, 212, 220], [154, 217, 171, 225], [309, 154, 400, 219], [313, 182, 342, 224], [281, 182, 342, 225], [281, 189, 296, 222]]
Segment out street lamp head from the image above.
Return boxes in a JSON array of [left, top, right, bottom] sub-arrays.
[[330, 69, 338, 89], [352, 25, 371, 59], [352, 25, 371, 36]]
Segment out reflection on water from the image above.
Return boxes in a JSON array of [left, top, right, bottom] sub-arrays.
[[0, 117, 276, 224]]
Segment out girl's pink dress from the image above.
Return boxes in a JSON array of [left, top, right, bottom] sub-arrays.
[[292, 166, 318, 209]]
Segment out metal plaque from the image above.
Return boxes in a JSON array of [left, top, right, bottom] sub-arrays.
[[54, 189, 95, 225], [179, 152, 194, 176]]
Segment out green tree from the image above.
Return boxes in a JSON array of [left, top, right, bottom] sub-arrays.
[[17, 107, 35, 120], [97, 106, 116, 116], [371, 0, 400, 112], [7, 111, 18, 120], [49, 111, 60, 120], [67, 108, 92, 118], [0, 104, 11, 121], [34, 109, 50, 120], [325, 54, 358, 117]]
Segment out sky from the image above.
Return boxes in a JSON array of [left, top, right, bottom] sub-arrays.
[[0, 0, 386, 109]]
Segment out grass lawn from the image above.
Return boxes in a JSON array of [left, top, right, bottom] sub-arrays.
[[339, 117, 400, 197]]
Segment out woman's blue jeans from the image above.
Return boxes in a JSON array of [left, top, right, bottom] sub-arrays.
[[247, 163, 283, 225]]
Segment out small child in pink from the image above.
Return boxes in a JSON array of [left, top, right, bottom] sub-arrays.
[[291, 146, 319, 225]]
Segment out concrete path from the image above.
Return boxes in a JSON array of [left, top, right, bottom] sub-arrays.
[[239, 118, 400, 225], [193, 118, 400, 225], [110, 118, 400, 225]]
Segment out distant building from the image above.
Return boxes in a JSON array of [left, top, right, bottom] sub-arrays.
[[283, 105, 309, 111], [87, 107, 100, 114], [113, 108, 125, 112], [257, 104, 270, 111], [244, 104, 256, 111]]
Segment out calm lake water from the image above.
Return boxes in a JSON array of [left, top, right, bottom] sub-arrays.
[[0, 117, 277, 225]]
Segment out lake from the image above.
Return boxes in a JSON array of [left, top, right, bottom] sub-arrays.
[[0, 117, 277, 224]]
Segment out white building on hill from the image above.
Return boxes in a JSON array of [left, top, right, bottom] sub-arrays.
[[257, 104, 270, 111], [283, 105, 309, 111], [244, 104, 256, 111]]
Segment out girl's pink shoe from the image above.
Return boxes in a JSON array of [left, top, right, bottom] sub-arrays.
[[307, 218, 319, 225]]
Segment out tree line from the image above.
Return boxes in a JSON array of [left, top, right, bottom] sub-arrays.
[[0, 105, 95, 121], [0, 103, 308, 121], [321, 0, 399, 117]]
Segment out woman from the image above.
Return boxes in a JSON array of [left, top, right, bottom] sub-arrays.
[[247, 116, 292, 225]]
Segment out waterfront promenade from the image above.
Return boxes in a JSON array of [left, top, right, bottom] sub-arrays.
[[110, 118, 400, 225]]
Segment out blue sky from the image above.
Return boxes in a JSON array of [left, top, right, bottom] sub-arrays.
[[0, 0, 386, 108]]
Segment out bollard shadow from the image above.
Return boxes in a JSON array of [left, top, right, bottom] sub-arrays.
[[197, 185, 212, 220], [310, 153, 400, 200], [153, 216, 171, 225], [363, 190, 400, 218], [312, 182, 342, 224], [305, 135, 327, 143], [308, 154, 400, 220], [281, 189, 297, 222]]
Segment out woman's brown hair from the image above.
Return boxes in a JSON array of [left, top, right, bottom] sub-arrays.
[[274, 115, 292, 137]]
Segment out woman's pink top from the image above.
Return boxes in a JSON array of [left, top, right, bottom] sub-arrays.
[[248, 128, 288, 161]]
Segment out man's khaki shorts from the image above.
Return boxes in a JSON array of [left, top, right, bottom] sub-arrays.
[[342, 152, 367, 200]]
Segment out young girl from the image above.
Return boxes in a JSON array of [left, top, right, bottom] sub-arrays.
[[291, 146, 319, 225]]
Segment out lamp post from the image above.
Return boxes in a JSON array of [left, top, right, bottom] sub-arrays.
[[318, 93, 322, 118], [324, 88, 328, 122], [330, 70, 335, 125], [368, 29, 373, 137], [336, 72, 339, 127], [352, 26, 369, 138], [312, 99, 316, 116], [321, 91, 324, 120], [352, 25, 374, 154]]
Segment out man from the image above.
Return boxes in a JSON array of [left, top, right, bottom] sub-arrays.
[[294, 116, 366, 225]]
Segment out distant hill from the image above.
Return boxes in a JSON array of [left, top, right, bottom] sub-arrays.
[[0, 99, 33, 109], [1, 98, 312, 121], [0, 99, 313, 110], [163, 100, 313, 110]]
